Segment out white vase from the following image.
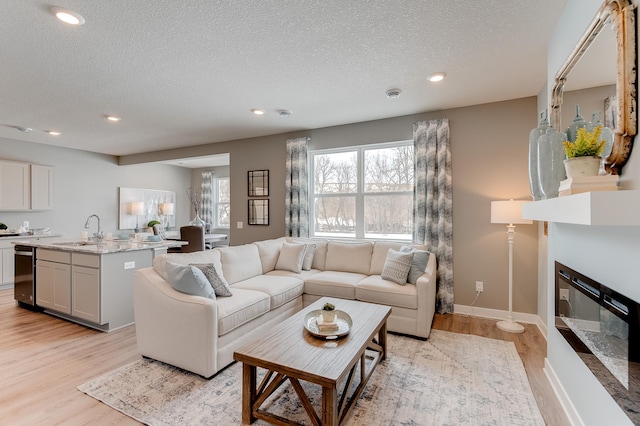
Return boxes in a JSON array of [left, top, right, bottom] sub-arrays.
[[563, 156, 601, 178], [322, 310, 336, 322]]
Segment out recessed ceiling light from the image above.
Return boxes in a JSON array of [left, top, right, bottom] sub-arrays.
[[46, 130, 61, 136], [428, 72, 447, 83], [50, 7, 85, 25], [251, 109, 265, 115], [386, 89, 401, 99], [277, 109, 293, 117], [106, 115, 121, 122]]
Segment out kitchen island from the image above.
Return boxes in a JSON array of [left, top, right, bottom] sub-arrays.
[[12, 237, 183, 331]]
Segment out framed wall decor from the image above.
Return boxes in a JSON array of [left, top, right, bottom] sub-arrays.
[[118, 187, 176, 230], [248, 170, 269, 197], [248, 199, 269, 225]]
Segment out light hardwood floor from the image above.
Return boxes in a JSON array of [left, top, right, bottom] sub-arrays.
[[0, 289, 569, 425]]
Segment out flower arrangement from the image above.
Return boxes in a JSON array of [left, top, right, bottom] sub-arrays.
[[563, 126, 606, 158], [187, 187, 202, 216], [321, 302, 336, 322], [322, 302, 335, 311]]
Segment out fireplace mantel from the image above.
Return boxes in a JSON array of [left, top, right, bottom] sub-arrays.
[[522, 190, 640, 225]]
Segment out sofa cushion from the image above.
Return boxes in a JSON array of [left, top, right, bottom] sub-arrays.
[[302, 243, 316, 271], [190, 263, 232, 297], [370, 241, 404, 275], [356, 275, 418, 309], [231, 275, 304, 309], [253, 237, 286, 273], [381, 249, 414, 285], [153, 250, 225, 282], [304, 271, 366, 299], [266, 269, 321, 281], [325, 241, 373, 275], [288, 238, 328, 270], [275, 242, 306, 273], [399, 245, 431, 284], [218, 244, 263, 284], [217, 288, 270, 335], [165, 262, 215, 299]]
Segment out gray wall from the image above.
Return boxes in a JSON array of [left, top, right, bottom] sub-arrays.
[[1, 137, 191, 236], [121, 96, 539, 315]]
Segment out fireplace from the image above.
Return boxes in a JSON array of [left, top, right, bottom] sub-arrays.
[[555, 261, 640, 423]]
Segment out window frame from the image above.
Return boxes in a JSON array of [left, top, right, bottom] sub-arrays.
[[214, 176, 230, 229], [309, 140, 413, 241]]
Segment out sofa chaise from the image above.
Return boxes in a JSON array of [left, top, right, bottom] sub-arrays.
[[133, 237, 437, 378]]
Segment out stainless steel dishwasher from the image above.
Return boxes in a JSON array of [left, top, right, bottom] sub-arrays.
[[14, 245, 38, 310]]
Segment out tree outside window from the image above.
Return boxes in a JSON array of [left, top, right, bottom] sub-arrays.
[[310, 142, 413, 240], [215, 177, 230, 227]]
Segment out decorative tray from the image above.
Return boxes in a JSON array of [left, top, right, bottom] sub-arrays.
[[303, 309, 352, 339]]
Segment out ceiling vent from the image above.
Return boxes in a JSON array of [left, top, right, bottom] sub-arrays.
[[386, 89, 401, 100]]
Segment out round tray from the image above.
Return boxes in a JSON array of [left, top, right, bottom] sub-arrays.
[[304, 309, 352, 340]]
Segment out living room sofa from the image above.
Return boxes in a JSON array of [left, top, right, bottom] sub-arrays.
[[133, 237, 437, 378]]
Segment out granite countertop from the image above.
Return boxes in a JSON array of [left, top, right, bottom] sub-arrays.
[[10, 237, 184, 254], [0, 233, 63, 240]]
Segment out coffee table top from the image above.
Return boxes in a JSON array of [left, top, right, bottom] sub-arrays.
[[234, 297, 391, 387]]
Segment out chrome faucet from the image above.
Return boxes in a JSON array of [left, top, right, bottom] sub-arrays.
[[84, 214, 103, 241]]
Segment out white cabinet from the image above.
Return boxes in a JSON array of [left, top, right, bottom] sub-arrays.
[[36, 249, 71, 314], [71, 253, 100, 323], [1, 247, 14, 284], [0, 161, 29, 210], [31, 164, 54, 210]]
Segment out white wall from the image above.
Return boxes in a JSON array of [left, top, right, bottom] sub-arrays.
[[0, 137, 191, 236]]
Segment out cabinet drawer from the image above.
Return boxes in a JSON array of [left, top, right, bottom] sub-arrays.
[[37, 249, 70, 263], [72, 253, 100, 268]]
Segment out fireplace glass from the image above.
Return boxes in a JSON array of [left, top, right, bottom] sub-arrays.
[[555, 262, 640, 423]]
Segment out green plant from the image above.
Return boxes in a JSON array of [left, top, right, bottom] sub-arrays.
[[0, 222, 6, 230], [147, 220, 161, 227], [322, 302, 335, 311], [563, 126, 606, 158]]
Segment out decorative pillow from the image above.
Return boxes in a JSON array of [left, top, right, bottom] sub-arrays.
[[166, 262, 215, 298], [275, 242, 306, 273], [400, 246, 431, 284], [190, 263, 232, 297], [381, 249, 414, 285], [302, 243, 317, 271]]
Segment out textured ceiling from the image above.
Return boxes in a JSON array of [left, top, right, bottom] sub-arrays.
[[1, 1, 568, 157]]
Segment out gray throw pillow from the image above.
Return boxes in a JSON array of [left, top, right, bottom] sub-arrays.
[[191, 263, 232, 297], [166, 262, 215, 299], [381, 249, 414, 285], [400, 245, 430, 284]]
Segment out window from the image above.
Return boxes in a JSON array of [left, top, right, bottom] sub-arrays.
[[215, 177, 230, 227], [309, 141, 413, 240]]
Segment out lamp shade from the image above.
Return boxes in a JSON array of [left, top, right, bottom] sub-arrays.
[[491, 200, 533, 225], [130, 201, 144, 215], [159, 202, 174, 215]]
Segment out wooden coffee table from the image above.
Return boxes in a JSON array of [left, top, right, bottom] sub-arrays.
[[233, 297, 391, 425]]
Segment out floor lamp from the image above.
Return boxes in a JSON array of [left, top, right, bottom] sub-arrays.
[[491, 199, 532, 334]]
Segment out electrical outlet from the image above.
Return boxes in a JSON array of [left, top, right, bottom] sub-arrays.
[[559, 289, 570, 301], [124, 261, 136, 270], [475, 281, 483, 292]]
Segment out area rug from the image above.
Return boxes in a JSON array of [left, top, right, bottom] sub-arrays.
[[78, 330, 544, 425]]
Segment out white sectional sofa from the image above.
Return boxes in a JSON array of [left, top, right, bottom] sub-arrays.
[[133, 237, 437, 378]]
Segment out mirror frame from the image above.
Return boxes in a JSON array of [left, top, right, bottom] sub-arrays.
[[551, 0, 636, 175]]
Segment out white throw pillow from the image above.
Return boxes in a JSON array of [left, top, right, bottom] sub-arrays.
[[381, 249, 414, 285], [302, 243, 317, 271], [166, 262, 216, 298], [275, 242, 306, 273]]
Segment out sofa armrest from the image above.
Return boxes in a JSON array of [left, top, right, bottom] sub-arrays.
[[414, 253, 437, 338], [133, 267, 220, 378]]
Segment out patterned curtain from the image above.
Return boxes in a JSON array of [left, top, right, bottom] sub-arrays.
[[201, 171, 214, 227], [285, 137, 310, 237], [413, 119, 453, 314]]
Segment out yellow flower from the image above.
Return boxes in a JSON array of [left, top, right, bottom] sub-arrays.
[[562, 126, 606, 158]]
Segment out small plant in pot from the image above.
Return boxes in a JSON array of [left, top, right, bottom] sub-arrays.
[[322, 302, 336, 322], [562, 126, 606, 177]]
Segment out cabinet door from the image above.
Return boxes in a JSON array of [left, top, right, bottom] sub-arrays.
[[31, 165, 54, 210], [0, 161, 29, 211], [36, 260, 71, 314], [72, 265, 100, 323], [2, 248, 14, 284]]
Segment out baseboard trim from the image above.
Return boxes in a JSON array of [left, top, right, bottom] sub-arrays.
[[544, 358, 584, 426], [453, 304, 547, 340]]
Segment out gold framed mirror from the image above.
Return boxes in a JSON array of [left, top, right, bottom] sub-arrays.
[[550, 0, 636, 175]]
